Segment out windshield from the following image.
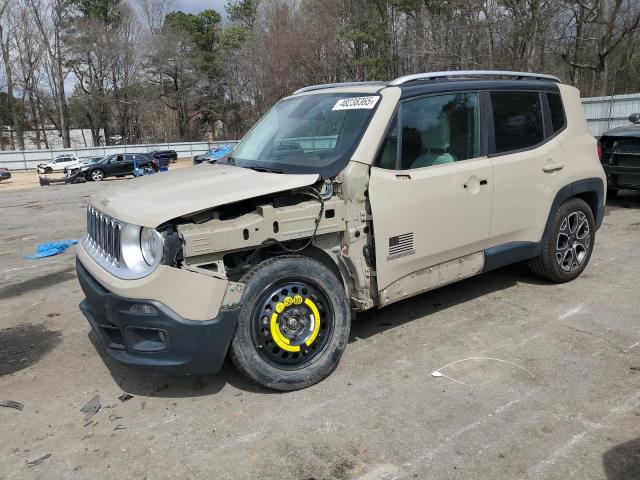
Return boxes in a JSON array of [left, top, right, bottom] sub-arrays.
[[231, 92, 380, 177]]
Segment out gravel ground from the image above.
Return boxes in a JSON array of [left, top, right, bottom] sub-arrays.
[[0, 178, 639, 480]]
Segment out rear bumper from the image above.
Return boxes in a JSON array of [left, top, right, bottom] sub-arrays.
[[0, 172, 10, 181], [603, 164, 640, 190], [77, 259, 239, 374]]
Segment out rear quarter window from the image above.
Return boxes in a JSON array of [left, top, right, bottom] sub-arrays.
[[491, 91, 544, 154], [547, 92, 566, 133]]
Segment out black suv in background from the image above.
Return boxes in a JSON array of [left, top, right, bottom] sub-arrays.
[[599, 113, 640, 197], [150, 150, 178, 164], [82, 153, 156, 181]]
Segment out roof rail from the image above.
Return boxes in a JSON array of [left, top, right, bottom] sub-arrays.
[[389, 70, 561, 85], [293, 81, 387, 95]]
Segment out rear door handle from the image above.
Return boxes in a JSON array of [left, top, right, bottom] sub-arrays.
[[542, 160, 564, 173]]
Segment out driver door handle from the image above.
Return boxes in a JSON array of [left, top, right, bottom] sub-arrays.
[[542, 160, 564, 173]]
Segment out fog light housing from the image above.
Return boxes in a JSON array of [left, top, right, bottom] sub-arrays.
[[124, 326, 168, 352]]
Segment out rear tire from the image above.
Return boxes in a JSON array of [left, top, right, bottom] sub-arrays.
[[230, 256, 350, 391], [528, 198, 595, 283]]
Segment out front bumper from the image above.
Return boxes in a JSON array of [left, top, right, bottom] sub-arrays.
[[77, 259, 239, 374]]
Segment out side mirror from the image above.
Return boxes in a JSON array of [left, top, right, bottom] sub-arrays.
[[629, 113, 640, 124]]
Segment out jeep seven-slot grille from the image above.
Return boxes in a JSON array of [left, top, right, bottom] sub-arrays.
[[86, 207, 122, 264]]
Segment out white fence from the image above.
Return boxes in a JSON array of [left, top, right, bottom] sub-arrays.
[[582, 93, 640, 137], [0, 140, 238, 171]]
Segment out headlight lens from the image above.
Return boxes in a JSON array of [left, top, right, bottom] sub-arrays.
[[140, 228, 163, 266]]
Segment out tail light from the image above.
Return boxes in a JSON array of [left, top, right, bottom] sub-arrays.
[[597, 142, 602, 162]]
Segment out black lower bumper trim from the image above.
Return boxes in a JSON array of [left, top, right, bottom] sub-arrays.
[[77, 259, 239, 374]]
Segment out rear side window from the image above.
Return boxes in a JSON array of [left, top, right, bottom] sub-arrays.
[[547, 92, 566, 133], [491, 91, 543, 154]]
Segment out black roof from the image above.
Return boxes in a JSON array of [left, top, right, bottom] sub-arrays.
[[396, 79, 560, 99], [601, 125, 640, 138]]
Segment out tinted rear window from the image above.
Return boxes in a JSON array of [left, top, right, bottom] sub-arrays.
[[547, 92, 566, 133], [491, 91, 544, 154]]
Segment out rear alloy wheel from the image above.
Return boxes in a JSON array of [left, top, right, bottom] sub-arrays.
[[230, 256, 350, 391], [90, 169, 104, 182], [528, 198, 595, 283]]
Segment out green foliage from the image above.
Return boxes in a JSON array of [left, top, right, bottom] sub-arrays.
[[221, 26, 249, 50], [164, 10, 221, 51], [0, 92, 11, 127], [72, 0, 122, 25], [226, 0, 258, 28]]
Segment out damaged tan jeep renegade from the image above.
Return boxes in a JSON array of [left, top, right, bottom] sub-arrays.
[[77, 71, 606, 390]]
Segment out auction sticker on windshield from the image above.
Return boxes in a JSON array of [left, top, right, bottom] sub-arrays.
[[332, 96, 380, 111]]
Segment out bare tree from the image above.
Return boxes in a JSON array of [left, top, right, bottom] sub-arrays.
[[29, 0, 72, 148], [0, 0, 25, 149], [561, 0, 640, 95]]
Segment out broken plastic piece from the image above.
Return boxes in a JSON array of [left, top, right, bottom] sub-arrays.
[[0, 400, 24, 411], [26, 453, 51, 467], [118, 393, 133, 402], [80, 395, 101, 420]]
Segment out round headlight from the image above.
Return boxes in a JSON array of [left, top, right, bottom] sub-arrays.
[[140, 228, 163, 266]]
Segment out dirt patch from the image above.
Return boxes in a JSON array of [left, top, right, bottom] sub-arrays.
[[0, 324, 62, 376], [0, 266, 76, 301]]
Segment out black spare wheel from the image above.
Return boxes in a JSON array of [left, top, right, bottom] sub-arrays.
[[230, 256, 350, 391]]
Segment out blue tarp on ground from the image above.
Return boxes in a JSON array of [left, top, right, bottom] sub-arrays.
[[24, 240, 79, 259]]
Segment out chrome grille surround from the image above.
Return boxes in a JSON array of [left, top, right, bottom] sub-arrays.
[[82, 206, 162, 280]]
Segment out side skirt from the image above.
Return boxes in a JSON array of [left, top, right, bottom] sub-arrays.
[[482, 241, 541, 273], [379, 252, 485, 307]]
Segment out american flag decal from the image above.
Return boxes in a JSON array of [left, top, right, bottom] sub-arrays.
[[388, 233, 415, 259]]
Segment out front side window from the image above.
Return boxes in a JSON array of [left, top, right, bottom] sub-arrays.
[[491, 91, 544, 154], [377, 93, 480, 170], [231, 93, 379, 177]]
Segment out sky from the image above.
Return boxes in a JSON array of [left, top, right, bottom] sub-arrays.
[[173, 0, 228, 15]]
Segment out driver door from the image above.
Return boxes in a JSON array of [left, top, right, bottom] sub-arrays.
[[369, 92, 494, 297]]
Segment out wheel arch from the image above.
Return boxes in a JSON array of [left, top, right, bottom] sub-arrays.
[[295, 246, 352, 296], [542, 177, 605, 243]]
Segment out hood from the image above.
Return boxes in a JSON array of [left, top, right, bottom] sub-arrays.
[[601, 125, 640, 138], [91, 163, 319, 228]]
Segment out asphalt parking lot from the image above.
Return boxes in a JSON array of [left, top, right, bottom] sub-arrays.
[[1, 176, 639, 480]]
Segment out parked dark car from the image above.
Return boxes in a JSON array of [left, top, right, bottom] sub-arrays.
[[81, 153, 156, 181], [0, 167, 11, 182], [599, 113, 640, 197], [150, 149, 178, 164]]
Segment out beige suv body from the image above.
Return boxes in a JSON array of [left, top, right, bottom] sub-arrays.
[[77, 71, 606, 390]]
